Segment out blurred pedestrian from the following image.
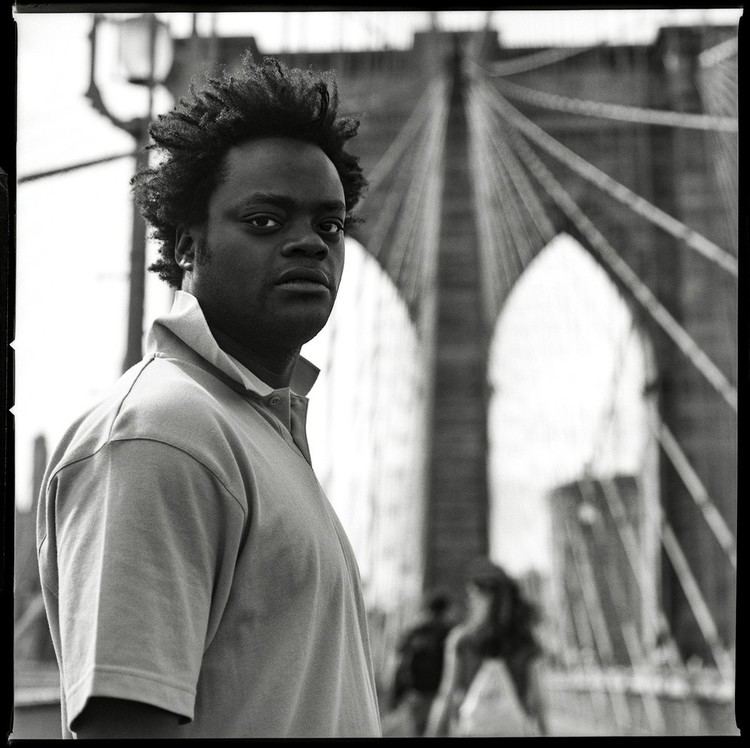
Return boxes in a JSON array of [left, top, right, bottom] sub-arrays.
[[425, 558, 549, 736], [389, 590, 454, 735], [36, 55, 380, 738]]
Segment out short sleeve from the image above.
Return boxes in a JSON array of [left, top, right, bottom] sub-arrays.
[[50, 438, 246, 732]]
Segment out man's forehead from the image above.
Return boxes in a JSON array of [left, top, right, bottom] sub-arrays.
[[227, 136, 336, 167], [219, 137, 345, 196], [235, 191, 346, 213]]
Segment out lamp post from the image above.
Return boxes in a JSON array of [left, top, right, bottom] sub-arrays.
[[85, 13, 174, 372]]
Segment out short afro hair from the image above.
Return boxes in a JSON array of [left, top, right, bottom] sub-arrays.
[[132, 54, 366, 288]]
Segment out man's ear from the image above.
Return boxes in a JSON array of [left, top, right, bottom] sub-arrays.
[[175, 225, 198, 272]]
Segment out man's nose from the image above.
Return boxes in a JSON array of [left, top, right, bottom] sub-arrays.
[[281, 226, 329, 259]]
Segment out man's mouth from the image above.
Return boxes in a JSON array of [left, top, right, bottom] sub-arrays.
[[275, 267, 331, 292]]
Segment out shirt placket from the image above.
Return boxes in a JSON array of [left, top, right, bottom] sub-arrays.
[[263, 389, 312, 465]]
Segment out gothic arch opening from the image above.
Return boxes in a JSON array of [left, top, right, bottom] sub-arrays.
[[486, 233, 660, 662], [303, 238, 427, 619]]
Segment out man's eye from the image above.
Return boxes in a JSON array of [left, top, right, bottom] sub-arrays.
[[246, 215, 281, 229], [319, 220, 344, 236]]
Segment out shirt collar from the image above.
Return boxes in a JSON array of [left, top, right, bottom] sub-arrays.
[[146, 290, 320, 397]]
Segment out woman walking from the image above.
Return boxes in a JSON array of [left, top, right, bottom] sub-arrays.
[[425, 558, 549, 736]]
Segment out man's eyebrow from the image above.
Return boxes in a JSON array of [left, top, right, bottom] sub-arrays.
[[239, 192, 346, 212]]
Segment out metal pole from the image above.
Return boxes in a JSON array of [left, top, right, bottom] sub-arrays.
[[121, 131, 150, 372], [121, 14, 157, 372], [18, 151, 137, 183]]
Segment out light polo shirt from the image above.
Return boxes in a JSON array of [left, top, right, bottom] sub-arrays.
[[36, 290, 382, 738]]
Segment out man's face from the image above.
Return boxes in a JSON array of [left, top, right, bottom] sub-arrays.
[[180, 137, 347, 350]]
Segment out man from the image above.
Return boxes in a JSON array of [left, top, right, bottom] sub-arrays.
[[36, 56, 381, 738]]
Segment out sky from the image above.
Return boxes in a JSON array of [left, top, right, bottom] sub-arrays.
[[13, 8, 741, 578], [143, 8, 742, 50]]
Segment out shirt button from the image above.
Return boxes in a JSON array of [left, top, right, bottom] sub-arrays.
[[269, 396, 281, 406]]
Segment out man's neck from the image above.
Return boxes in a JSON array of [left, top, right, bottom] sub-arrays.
[[209, 325, 300, 390]]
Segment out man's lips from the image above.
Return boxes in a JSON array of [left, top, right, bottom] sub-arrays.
[[275, 267, 331, 289]]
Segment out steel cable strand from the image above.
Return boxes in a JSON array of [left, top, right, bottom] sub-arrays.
[[359, 98, 429, 264], [562, 514, 632, 733], [698, 36, 738, 69], [472, 87, 538, 291], [703, 137, 739, 246], [404, 115, 447, 311], [477, 81, 738, 277], [488, 98, 738, 412], [697, 65, 739, 195], [466, 91, 512, 321], [576, 479, 668, 734], [597, 475, 710, 713], [650, 420, 737, 569], [385, 84, 446, 309], [476, 85, 557, 246], [486, 73, 738, 133], [407, 108, 446, 333], [401, 80, 449, 310], [577, 478, 668, 734], [554, 519, 614, 725], [486, 44, 603, 77], [657, 514, 735, 681], [480, 109, 538, 273], [585, 321, 638, 471], [596, 476, 672, 654], [599, 470, 736, 683], [695, 67, 739, 362], [360, 78, 439, 203], [386, 79, 448, 286], [356, 78, 442, 268], [577, 325, 673, 733], [483, 108, 560, 271], [473, 100, 531, 282]]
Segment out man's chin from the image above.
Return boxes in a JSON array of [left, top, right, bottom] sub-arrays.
[[269, 309, 333, 347]]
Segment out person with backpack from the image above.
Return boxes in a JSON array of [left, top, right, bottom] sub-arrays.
[[390, 591, 454, 735], [425, 559, 549, 736]]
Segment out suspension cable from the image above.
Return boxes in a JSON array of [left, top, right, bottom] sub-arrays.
[[557, 557, 611, 717], [574, 482, 668, 732], [484, 70, 738, 132], [486, 94, 738, 412], [562, 514, 632, 731], [596, 477, 669, 644], [361, 79, 438, 201], [584, 322, 637, 470], [484, 120, 540, 269], [486, 44, 601, 77], [658, 517, 735, 680], [698, 36, 738, 68], [595, 474, 734, 681], [402, 89, 448, 310], [480, 104, 557, 244], [596, 475, 729, 707], [480, 119, 532, 279], [470, 86, 553, 306], [651, 419, 737, 569], [476, 79, 738, 276], [361, 85, 432, 264], [466, 94, 516, 321], [386, 80, 448, 308]]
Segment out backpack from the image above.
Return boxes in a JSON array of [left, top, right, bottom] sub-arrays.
[[392, 621, 450, 704]]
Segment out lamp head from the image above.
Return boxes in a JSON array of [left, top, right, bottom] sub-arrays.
[[118, 14, 174, 86]]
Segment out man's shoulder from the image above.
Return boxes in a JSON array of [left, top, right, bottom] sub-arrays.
[[42, 354, 255, 513], [50, 354, 241, 471], [113, 352, 229, 428]]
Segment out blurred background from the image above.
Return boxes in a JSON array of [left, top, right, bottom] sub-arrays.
[[13, 6, 741, 738]]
